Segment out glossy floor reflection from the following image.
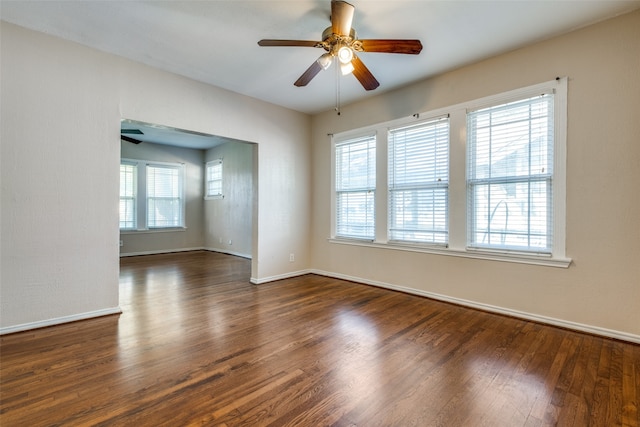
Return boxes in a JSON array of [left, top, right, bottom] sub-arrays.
[[1, 251, 638, 426]]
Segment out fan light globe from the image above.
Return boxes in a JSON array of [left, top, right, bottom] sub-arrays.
[[317, 53, 333, 70], [337, 46, 353, 64], [340, 62, 355, 75]]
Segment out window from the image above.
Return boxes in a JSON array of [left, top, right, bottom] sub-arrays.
[[388, 117, 449, 244], [205, 159, 223, 199], [335, 134, 376, 240], [119, 159, 185, 230], [330, 78, 568, 267], [467, 94, 554, 252], [119, 162, 137, 230], [146, 164, 184, 228]]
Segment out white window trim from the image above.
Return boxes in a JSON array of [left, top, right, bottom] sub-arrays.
[[119, 160, 138, 231], [120, 158, 187, 232], [205, 158, 224, 200], [332, 131, 377, 241], [329, 78, 570, 268]]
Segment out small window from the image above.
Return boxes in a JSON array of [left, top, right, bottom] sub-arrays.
[[388, 117, 449, 244], [335, 134, 376, 240], [467, 94, 554, 252], [205, 159, 223, 199]]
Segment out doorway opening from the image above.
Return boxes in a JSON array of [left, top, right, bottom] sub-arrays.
[[119, 119, 256, 265]]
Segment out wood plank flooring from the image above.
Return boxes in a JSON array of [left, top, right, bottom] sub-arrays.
[[1, 251, 638, 426]]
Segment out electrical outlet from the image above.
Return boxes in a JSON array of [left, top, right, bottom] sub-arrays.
[[119, 240, 123, 247], [289, 253, 295, 262], [228, 239, 232, 245]]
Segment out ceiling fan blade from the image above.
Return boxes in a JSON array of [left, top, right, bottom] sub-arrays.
[[121, 135, 142, 144], [358, 39, 423, 54], [294, 60, 324, 87], [351, 55, 380, 91], [331, 0, 355, 36], [258, 39, 322, 48]]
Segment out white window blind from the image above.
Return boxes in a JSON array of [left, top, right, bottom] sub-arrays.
[[119, 162, 137, 229], [467, 93, 554, 252], [388, 117, 449, 244], [335, 134, 376, 240], [205, 159, 223, 199], [146, 164, 184, 228]]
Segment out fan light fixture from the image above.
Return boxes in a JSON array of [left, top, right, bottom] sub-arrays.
[[337, 45, 353, 64], [340, 61, 354, 75], [257, 0, 423, 114], [316, 53, 333, 70]]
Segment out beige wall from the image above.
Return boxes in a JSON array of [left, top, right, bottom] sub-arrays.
[[119, 140, 206, 255], [204, 141, 254, 258], [310, 10, 640, 340], [0, 21, 311, 332], [2, 10, 638, 341]]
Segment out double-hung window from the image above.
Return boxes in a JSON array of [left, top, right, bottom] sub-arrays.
[[335, 134, 376, 240], [331, 78, 568, 266], [119, 159, 185, 230], [205, 159, 223, 199], [467, 93, 554, 253], [146, 164, 184, 228], [388, 117, 449, 244], [119, 162, 137, 230]]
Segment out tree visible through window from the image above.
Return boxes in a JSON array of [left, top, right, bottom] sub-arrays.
[[467, 94, 554, 252]]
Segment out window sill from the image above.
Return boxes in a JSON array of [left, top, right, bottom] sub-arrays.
[[120, 227, 187, 235], [328, 238, 571, 268]]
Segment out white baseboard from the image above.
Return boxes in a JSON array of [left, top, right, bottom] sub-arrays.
[[0, 307, 122, 335], [309, 269, 640, 345], [121, 247, 252, 259], [251, 269, 312, 285], [203, 247, 252, 259], [120, 247, 206, 257]]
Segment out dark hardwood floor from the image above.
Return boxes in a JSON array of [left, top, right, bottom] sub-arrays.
[[1, 251, 638, 426]]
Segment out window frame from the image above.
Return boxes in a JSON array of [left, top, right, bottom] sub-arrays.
[[329, 78, 569, 268], [332, 131, 377, 241], [466, 93, 555, 254], [388, 115, 450, 246], [205, 158, 223, 200], [119, 161, 138, 230], [119, 158, 186, 232]]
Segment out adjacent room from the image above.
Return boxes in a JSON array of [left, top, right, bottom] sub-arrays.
[[1, 1, 639, 425]]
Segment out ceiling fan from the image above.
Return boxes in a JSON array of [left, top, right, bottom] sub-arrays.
[[258, 0, 422, 91]]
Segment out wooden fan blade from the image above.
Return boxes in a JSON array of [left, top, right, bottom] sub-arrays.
[[331, 0, 355, 36], [358, 39, 423, 54], [351, 55, 380, 91], [294, 60, 324, 87], [258, 39, 322, 48]]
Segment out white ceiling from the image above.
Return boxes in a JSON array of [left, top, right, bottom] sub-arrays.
[[2, 1, 639, 147]]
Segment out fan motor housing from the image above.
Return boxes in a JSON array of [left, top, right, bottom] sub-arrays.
[[322, 26, 357, 47]]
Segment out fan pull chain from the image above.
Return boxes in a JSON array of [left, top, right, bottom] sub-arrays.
[[335, 62, 341, 115]]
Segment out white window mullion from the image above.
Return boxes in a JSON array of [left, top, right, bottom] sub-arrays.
[[375, 131, 388, 243]]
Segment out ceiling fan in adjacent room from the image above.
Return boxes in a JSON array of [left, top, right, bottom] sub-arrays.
[[121, 128, 143, 144], [258, 0, 423, 91]]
